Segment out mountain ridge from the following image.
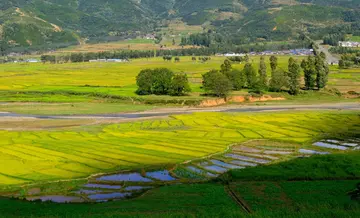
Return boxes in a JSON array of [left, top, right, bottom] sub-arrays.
[[0, 0, 360, 50]]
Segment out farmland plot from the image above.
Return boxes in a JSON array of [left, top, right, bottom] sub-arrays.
[[0, 111, 359, 188]]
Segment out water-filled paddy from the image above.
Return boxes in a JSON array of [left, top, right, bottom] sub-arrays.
[[230, 160, 258, 167], [314, 142, 349, 150], [299, 149, 330, 155], [124, 186, 153, 191], [84, 184, 122, 189], [225, 154, 270, 164], [145, 170, 176, 181], [88, 192, 131, 201], [202, 165, 227, 173], [96, 173, 152, 182], [210, 160, 245, 169]]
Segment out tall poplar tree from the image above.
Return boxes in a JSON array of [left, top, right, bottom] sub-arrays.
[[288, 57, 301, 95], [258, 56, 268, 90]]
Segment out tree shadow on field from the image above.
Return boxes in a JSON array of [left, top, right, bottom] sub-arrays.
[[349, 183, 360, 201]]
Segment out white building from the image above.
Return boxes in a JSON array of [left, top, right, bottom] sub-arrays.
[[223, 53, 246, 57], [339, 41, 360, 48]]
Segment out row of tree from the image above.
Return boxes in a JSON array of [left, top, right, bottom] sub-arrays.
[[135, 54, 329, 98], [202, 53, 329, 97], [323, 34, 345, 46], [33, 40, 312, 64], [136, 68, 191, 96]]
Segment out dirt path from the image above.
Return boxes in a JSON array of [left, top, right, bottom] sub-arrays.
[[225, 185, 252, 214], [316, 40, 339, 65], [0, 102, 359, 122]]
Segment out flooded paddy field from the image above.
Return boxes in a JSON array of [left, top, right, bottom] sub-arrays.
[[10, 136, 359, 204]]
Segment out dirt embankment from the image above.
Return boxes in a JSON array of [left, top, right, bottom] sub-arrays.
[[199, 95, 285, 107]]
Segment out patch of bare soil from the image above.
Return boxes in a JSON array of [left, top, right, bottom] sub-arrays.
[[199, 95, 285, 107]]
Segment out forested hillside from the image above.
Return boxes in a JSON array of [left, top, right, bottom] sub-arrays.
[[0, 0, 359, 50]]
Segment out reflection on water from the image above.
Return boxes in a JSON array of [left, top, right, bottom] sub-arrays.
[[146, 170, 176, 181]]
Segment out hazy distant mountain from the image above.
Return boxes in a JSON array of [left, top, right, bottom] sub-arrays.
[[0, 0, 359, 49]]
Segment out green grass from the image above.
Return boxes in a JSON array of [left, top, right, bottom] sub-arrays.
[[350, 36, 360, 42], [229, 152, 360, 181], [232, 180, 360, 217]]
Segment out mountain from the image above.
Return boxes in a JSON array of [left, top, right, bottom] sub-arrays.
[[0, 0, 360, 50]]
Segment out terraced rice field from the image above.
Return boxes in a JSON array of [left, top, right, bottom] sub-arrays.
[[0, 111, 359, 189], [21, 137, 360, 203]]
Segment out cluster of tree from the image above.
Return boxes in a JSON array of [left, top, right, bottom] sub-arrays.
[[227, 55, 251, 63], [198, 57, 211, 63], [163, 56, 173, 61], [40, 54, 90, 64], [202, 56, 303, 97], [162, 56, 180, 62], [40, 55, 57, 64], [301, 52, 330, 90], [202, 53, 329, 97], [329, 46, 360, 54], [180, 32, 226, 47], [136, 68, 191, 96], [323, 34, 345, 46], [339, 54, 360, 69]]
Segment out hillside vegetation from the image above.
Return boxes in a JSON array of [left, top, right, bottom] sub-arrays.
[[1, 0, 360, 49]]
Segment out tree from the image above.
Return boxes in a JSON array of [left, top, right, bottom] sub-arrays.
[[70, 53, 84, 62], [244, 55, 250, 63], [169, 74, 191, 96], [225, 69, 246, 90], [172, 38, 176, 46], [288, 57, 301, 95], [315, 52, 329, 89], [220, 59, 232, 74], [301, 56, 317, 90], [151, 68, 174, 95], [269, 69, 288, 92], [163, 56, 172, 61], [243, 62, 257, 89], [0, 40, 8, 56], [258, 56, 268, 90], [202, 70, 233, 97], [339, 59, 345, 69], [136, 69, 153, 95], [270, 56, 278, 72]]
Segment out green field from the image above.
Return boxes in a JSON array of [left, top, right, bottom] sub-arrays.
[[0, 55, 358, 109], [0, 56, 297, 98]]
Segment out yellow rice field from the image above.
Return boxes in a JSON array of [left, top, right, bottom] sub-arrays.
[[0, 111, 359, 187]]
